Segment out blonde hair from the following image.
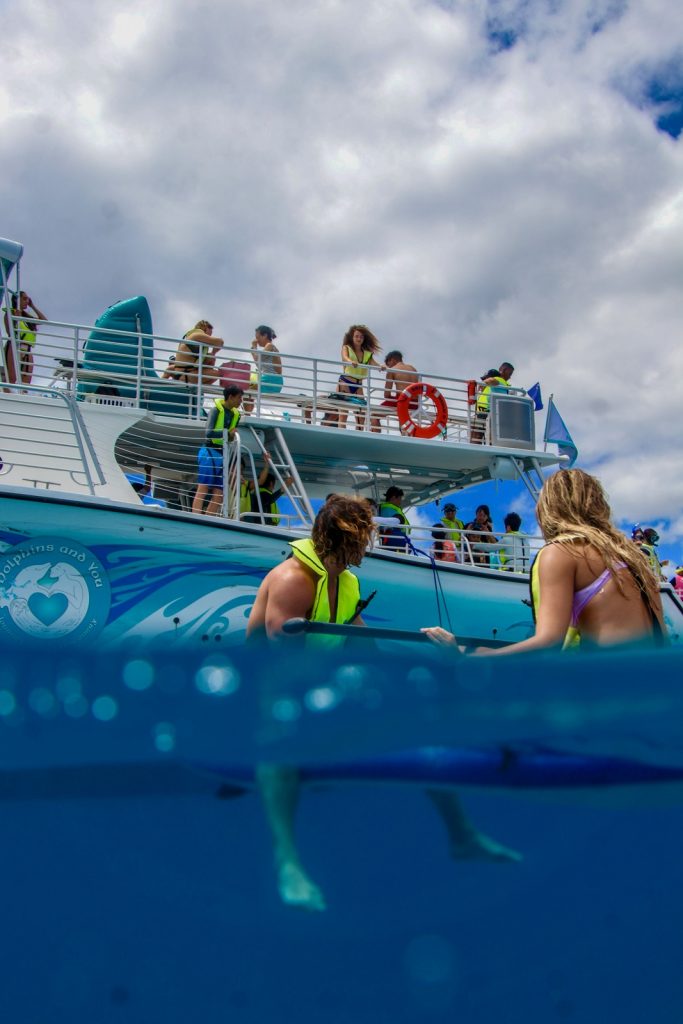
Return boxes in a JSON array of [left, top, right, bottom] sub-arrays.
[[536, 469, 659, 609]]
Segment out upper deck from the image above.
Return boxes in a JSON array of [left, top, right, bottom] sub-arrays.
[[1, 311, 563, 503]]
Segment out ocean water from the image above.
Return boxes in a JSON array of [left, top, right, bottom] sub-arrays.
[[1, 642, 683, 1023]]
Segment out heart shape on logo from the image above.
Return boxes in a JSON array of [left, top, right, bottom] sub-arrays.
[[28, 592, 69, 627]]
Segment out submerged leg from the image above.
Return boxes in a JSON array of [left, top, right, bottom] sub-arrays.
[[256, 764, 326, 911], [426, 788, 522, 863]]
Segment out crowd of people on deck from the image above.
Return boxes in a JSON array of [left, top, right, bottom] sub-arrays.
[[3, 295, 681, 587]]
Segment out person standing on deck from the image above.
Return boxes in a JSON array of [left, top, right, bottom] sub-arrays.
[[471, 362, 514, 444], [242, 326, 283, 414], [2, 291, 47, 386], [191, 385, 243, 516], [246, 495, 520, 912], [378, 486, 410, 551]]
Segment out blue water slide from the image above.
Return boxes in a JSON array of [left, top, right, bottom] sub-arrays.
[[79, 295, 192, 416]]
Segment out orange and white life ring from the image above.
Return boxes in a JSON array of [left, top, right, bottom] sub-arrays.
[[397, 382, 449, 439]]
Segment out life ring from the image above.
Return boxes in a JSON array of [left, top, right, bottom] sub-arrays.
[[397, 382, 449, 439], [467, 379, 477, 405]]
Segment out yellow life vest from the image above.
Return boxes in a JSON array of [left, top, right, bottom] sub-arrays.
[[440, 516, 464, 543], [289, 538, 361, 648], [342, 347, 372, 380], [258, 487, 281, 526], [476, 375, 510, 412], [210, 398, 241, 446], [239, 481, 251, 515], [530, 545, 580, 650], [2, 310, 35, 346]]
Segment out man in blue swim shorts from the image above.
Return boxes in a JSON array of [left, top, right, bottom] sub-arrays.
[[192, 385, 243, 515]]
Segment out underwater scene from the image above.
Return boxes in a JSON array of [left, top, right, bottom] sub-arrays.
[[2, 640, 683, 1023]]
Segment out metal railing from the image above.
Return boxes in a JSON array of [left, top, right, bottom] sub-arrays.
[[0, 383, 106, 495], [1, 314, 531, 445]]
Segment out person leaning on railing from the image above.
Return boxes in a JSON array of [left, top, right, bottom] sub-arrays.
[[162, 319, 224, 386], [2, 290, 47, 386], [242, 326, 283, 414]]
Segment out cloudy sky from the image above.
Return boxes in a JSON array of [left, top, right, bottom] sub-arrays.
[[2, 0, 682, 554]]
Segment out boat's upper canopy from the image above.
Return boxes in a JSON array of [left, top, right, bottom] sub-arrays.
[[1, 292, 567, 508]]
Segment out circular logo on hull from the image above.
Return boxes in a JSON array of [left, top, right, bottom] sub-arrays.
[[0, 538, 111, 643]]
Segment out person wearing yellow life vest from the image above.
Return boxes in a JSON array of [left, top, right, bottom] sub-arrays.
[[191, 385, 243, 516], [440, 503, 464, 543], [246, 496, 519, 912], [332, 324, 385, 430], [640, 528, 667, 580], [471, 361, 514, 444], [378, 485, 410, 551], [423, 469, 665, 655], [469, 512, 530, 572], [2, 291, 47, 386], [246, 495, 374, 910]]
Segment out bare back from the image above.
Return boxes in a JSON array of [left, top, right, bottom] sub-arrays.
[[570, 544, 660, 643], [385, 361, 418, 399]]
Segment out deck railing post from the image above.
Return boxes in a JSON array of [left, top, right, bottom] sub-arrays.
[[72, 327, 80, 396], [134, 315, 143, 406]]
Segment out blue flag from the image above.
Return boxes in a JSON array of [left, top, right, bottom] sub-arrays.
[[544, 398, 578, 466], [527, 382, 543, 411]]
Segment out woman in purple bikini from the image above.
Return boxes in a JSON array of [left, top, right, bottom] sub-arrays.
[[424, 469, 665, 654]]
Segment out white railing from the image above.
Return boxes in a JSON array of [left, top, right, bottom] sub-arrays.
[[0, 383, 106, 495], [370, 524, 542, 573], [1, 314, 529, 445]]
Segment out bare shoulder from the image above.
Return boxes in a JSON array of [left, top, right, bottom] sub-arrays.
[[540, 543, 580, 576]]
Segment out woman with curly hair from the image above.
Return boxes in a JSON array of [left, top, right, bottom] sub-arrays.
[[332, 324, 384, 430], [424, 469, 665, 654]]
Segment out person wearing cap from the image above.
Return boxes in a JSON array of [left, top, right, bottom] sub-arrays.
[[440, 503, 464, 545], [471, 362, 514, 444], [243, 325, 283, 413], [378, 485, 410, 550]]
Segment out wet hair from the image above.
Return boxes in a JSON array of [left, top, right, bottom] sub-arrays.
[[312, 495, 375, 568], [222, 385, 244, 400], [643, 528, 660, 545], [536, 469, 659, 608], [504, 512, 522, 531], [255, 325, 277, 340], [343, 324, 381, 355], [385, 486, 404, 502], [385, 350, 403, 363]]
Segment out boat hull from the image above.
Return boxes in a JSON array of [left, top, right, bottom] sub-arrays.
[[2, 490, 681, 648], [0, 490, 536, 648]]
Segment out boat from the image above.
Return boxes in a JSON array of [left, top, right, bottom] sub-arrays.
[[2, 236, 682, 649]]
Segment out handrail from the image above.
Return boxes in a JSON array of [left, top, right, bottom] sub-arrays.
[[0, 383, 106, 496], [1, 313, 532, 446]]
